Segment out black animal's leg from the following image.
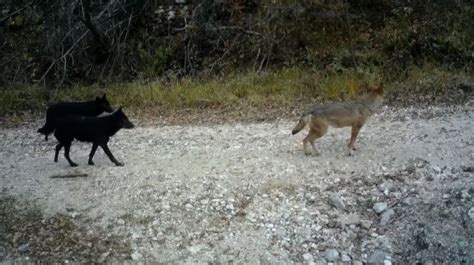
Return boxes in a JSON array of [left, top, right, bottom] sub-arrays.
[[100, 143, 123, 166], [54, 143, 63, 162], [88, 143, 98, 165], [64, 142, 78, 167]]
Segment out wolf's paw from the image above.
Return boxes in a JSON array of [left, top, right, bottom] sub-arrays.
[[304, 151, 312, 156], [70, 163, 79, 167], [88, 161, 95, 166], [115, 162, 124, 167]]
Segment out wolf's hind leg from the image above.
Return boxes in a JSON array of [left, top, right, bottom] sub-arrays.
[[54, 143, 63, 162], [348, 122, 364, 155], [303, 123, 328, 156]]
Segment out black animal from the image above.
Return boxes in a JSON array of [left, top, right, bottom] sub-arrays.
[[37, 94, 114, 141], [53, 107, 134, 167]]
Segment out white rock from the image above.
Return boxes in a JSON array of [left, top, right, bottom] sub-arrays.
[[468, 207, 474, 221], [329, 193, 346, 211], [18, 244, 29, 253], [131, 251, 142, 261], [373, 202, 388, 214], [360, 220, 372, 229], [324, 249, 339, 261], [188, 244, 204, 254], [302, 253, 315, 265], [341, 254, 351, 262], [380, 209, 395, 226], [368, 250, 386, 265]]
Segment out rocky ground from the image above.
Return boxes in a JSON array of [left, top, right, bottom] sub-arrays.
[[0, 103, 473, 264]]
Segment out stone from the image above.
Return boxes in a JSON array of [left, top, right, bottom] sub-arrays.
[[324, 249, 339, 262], [329, 193, 346, 211], [188, 244, 204, 254], [373, 202, 388, 214], [360, 220, 372, 229], [131, 251, 142, 261], [468, 207, 474, 221], [302, 253, 315, 265], [380, 209, 395, 226], [18, 243, 29, 253], [341, 253, 351, 262], [368, 250, 386, 265]]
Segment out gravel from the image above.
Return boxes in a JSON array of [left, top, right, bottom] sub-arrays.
[[0, 104, 473, 263]]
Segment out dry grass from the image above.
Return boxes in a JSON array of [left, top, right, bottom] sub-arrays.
[[0, 66, 471, 116]]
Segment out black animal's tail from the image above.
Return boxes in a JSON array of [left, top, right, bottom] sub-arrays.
[[37, 123, 54, 141]]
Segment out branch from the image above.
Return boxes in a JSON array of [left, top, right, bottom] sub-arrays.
[[80, 0, 110, 48], [0, 5, 30, 27]]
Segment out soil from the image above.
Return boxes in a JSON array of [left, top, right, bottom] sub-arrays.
[[0, 102, 473, 264]]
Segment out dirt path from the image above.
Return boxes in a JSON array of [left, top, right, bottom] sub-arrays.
[[1, 104, 473, 264]]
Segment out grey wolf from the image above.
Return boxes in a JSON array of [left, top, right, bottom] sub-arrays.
[[292, 83, 384, 156]]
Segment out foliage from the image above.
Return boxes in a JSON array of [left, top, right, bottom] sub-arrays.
[[0, 0, 472, 87]]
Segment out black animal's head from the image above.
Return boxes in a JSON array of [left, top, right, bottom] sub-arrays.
[[96, 94, 114, 113], [114, 107, 135, 129]]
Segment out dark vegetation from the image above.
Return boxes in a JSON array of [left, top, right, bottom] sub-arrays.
[[0, 195, 131, 263], [0, 0, 472, 114]]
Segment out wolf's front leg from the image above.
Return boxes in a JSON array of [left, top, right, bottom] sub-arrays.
[[88, 143, 99, 165], [100, 143, 124, 166]]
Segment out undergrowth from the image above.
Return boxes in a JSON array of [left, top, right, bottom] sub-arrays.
[[0, 65, 472, 115]]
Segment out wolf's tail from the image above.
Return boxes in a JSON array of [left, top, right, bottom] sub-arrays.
[[37, 123, 54, 141], [292, 114, 310, 135]]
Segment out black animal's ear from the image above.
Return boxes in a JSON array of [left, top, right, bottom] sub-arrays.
[[102, 94, 106, 99]]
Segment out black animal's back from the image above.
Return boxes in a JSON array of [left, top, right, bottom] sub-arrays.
[[37, 94, 113, 141], [52, 108, 134, 167], [54, 115, 118, 143], [48, 101, 103, 117]]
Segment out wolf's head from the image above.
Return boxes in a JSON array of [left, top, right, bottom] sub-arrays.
[[365, 82, 384, 108], [95, 94, 114, 113], [113, 107, 135, 129]]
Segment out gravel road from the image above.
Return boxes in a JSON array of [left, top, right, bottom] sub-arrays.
[[1, 104, 473, 264]]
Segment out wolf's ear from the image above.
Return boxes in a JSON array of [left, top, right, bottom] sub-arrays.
[[118, 106, 123, 111], [102, 93, 106, 99]]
